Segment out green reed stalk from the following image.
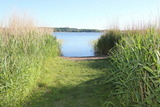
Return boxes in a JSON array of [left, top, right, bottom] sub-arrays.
[[104, 28, 160, 106], [0, 12, 60, 106]]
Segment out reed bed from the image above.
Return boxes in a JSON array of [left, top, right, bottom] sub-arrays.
[[0, 12, 59, 106], [103, 27, 160, 106]]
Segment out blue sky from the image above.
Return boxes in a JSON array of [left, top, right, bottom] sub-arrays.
[[0, 0, 160, 29]]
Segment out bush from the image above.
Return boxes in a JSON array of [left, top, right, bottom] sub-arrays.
[[95, 30, 122, 55]]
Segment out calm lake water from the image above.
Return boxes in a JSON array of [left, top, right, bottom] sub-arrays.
[[54, 32, 102, 57]]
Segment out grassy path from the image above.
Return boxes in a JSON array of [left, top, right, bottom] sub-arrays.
[[24, 57, 109, 107]]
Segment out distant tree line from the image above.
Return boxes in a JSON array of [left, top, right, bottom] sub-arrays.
[[54, 27, 101, 32]]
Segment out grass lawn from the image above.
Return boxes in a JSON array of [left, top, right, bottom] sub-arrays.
[[24, 57, 110, 107]]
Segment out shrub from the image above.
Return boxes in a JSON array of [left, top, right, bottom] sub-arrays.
[[95, 30, 122, 55]]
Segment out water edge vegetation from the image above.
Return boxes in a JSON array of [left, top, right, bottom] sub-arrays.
[[95, 27, 160, 106], [0, 12, 60, 106], [0, 11, 160, 107]]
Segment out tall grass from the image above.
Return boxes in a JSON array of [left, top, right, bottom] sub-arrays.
[[104, 27, 160, 106], [0, 12, 59, 106]]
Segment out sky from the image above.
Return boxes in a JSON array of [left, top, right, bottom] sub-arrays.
[[0, 0, 160, 29]]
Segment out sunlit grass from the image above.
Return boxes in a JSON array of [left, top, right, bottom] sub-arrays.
[[23, 57, 109, 107]]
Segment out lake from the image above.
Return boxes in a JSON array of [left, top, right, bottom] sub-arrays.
[[54, 32, 102, 57]]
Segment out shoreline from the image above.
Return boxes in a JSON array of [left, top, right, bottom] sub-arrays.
[[61, 56, 107, 61]]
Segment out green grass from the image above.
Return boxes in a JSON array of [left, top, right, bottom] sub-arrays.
[[23, 57, 110, 107]]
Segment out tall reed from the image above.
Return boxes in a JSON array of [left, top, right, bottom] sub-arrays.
[[0, 12, 59, 106], [104, 27, 160, 106]]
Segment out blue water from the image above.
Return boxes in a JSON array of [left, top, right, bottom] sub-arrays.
[[54, 32, 102, 57]]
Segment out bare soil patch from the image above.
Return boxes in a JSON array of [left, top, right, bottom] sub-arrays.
[[61, 56, 107, 61]]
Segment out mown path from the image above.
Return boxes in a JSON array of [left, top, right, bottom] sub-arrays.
[[24, 57, 110, 107]]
